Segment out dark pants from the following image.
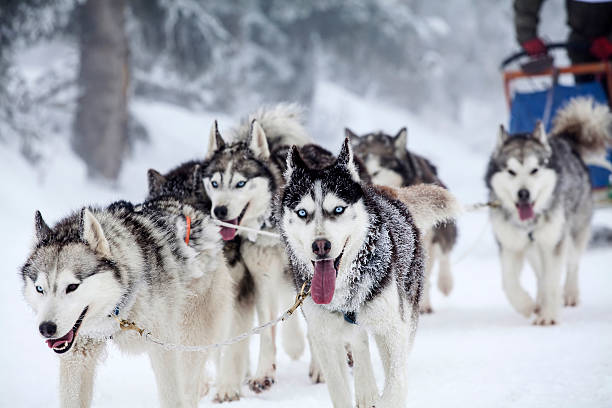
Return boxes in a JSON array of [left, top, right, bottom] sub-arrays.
[[565, 0, 612, 92]]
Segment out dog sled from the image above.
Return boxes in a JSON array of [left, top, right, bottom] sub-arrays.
[[501, 43, 612, 208]]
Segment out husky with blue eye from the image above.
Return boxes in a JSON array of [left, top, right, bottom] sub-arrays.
[[485, 97, 612, 325], [278, 138, 460, 408], [20, 198, 233, 407], [201, 104, 311, 394]]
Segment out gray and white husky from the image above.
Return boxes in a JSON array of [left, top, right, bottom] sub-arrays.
[[202, 104, 310, 393], [278, 138, 460, 407], [348, 128, 458, 313], [21, 198, 234, 407], [485, 97, 612, 325]]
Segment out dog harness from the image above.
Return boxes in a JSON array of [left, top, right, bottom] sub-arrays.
[[184, 215, 191, 245], [343, 311, 357, 325]]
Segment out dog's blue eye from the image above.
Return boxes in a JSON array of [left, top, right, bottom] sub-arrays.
[[530, 168, 539, 175], [211, 181, 219, 188], [66, 284, 79, 294], [35, 286, 44, 294], [236, 180, 246, 188], [507, 169, 516, 177], [334, 206, 345, 214], [297, 209, 307, 218]]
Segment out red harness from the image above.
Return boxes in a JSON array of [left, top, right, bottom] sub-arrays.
[[184, 215, 191, 245]]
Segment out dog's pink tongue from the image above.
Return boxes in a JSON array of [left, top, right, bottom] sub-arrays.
[[312, 259, 337, 304], [517, 203, 535, 221], [46, 330, 73, 349], [219, 218, 238, 241]]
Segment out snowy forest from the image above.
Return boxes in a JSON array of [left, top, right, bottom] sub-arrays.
[[1, 0, 566, 180], [2, 1, 611, 408]]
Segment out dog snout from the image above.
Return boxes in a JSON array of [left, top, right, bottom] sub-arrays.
[[39, 321, 57, 338], [312, 239, 332, 257], [518, 188, 530, 202], [213, 205, 228, 220]]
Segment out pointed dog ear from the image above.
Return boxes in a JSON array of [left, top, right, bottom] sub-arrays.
[[34, 211, 52, 243], [80, 208, 111, 257], [285, 145, 307, 181], [248, 119, 270, 159], [336, 137, 360, 182], [147, 169, 165, 195], [394, 127, 408, 158], [394, 127, 408, 149], [497, 124, 509, 148], [345, 127, 359, 142], [206, 120, 225, 159], [532, 121, 549, 147]]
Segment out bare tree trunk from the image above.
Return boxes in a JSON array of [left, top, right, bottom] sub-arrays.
[[73, 0, 128, 181]]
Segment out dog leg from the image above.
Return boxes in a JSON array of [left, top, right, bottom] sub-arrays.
[[526, 249, 543, 313], [500, 247, 535, 317], [149, 348, 188, 407], [248, 281, 277, 393], [437, 245, 453, 296], [419, 234, 435, 314], [59, 339, 105, 408], [214, 296, 254, 402], [352, 330, 379, 408], [307, 331, 325, 383], [564, 226, 589, 307], [281, 280, 306, 360], [303, 302, 352, 408], [533, 238, 566, 325]]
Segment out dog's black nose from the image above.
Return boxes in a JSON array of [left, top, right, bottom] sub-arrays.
[[312, 239, 332, 256], [39, 321, 57, 338], [518, 189, 530, 202], [213, 206, 228, 220]]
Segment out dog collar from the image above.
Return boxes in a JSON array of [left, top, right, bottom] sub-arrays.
[[343, 311, 358, 325]]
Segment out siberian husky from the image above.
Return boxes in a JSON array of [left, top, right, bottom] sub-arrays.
[[278, 138, 460, 407], [21, 198, 233, 407], [485, 97, 612, 325]]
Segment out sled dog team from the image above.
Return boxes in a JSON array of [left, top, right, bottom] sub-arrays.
[[21, 99, 611, 407]]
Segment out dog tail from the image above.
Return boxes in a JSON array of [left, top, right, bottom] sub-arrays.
[[233, 103, 311, 149], [551, 97, 612, 166], [386, 184, 461, 233]]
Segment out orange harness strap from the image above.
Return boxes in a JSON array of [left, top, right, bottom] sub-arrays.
[[184, 215, 191, 245]]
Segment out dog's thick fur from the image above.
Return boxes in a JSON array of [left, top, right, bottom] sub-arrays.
[[147, 160, 211, 213], [349, 128, 458, 313], [278, 138, 459, 407], [201, 103, 309, 394], [21, 199, 233, 407], [485, 97, 612, 325]]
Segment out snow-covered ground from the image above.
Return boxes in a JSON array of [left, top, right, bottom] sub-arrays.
[[1, 82, 611, 407]]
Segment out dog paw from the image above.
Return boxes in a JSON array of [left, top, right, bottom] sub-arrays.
[[309, 358, 325, 383], [419, 304, 433, 314], [563, 290, 579, 307], [532, 314, 558, 326], [213, 385, 241, 403], [213, 380, 241, 403], [247, 375, 275, 393], [355, 391, 378, 408], [437, 273, 453, 296]]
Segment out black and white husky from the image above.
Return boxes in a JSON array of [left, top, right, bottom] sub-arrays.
[[278, 138, 460, 407], [348, 128, 458, 313], [21, 198, 234, 407], [485, 97, 612, 325], [202, 104, 310, 393]]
